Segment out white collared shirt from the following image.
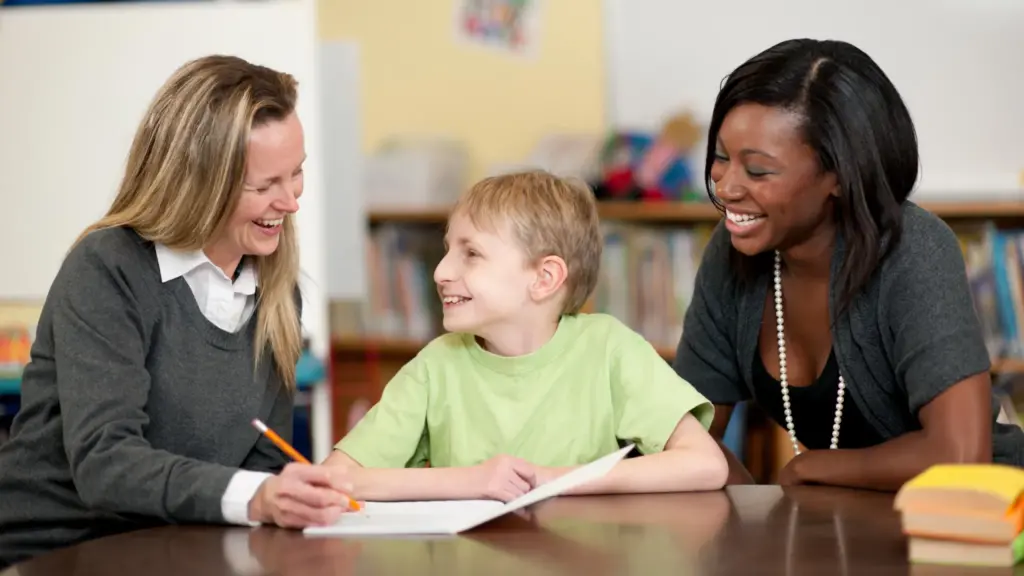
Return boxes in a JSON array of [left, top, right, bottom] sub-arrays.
[[154, 243, 271, 527], [154, 243, 257, 332]]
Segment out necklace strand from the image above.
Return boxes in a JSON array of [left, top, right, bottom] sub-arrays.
[[774, 250, 845, 456]]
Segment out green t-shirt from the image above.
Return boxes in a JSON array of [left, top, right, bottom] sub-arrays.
[[335, 313, 714, 468]]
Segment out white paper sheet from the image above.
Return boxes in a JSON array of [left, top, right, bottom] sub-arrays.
[[303, 444, 635, 537]]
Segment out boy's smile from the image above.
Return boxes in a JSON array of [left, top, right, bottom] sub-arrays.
[[441, 295, 472, 308]]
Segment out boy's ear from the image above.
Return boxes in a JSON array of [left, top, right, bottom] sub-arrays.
[[531, 255, 568, 303]]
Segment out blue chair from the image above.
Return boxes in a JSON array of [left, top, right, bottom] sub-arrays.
[[722, 401, 747, 461]]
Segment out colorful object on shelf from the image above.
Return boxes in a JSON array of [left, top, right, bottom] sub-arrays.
[[0, 326, 32, 381], [593, 111, 703, 202]]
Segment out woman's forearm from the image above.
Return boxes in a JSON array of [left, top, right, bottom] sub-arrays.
[[792, 430, 990, 491], [718, 440, 757, 485]]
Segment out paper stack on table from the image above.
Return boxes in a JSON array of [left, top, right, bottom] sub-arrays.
[[895, 463, 1024, 567], [304, 444, 634, 537]]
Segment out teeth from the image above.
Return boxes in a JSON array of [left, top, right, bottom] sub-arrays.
[[726, 210, 764, 226], [257, 218, 283, 227], [442, 296, 470, 304]]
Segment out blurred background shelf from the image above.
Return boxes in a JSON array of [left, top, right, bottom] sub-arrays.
[[368, 200, 1024, 226], [333, 337, 1024, 376]]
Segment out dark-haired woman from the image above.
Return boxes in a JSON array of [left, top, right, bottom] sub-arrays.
[[674, 38, 1024, 491]]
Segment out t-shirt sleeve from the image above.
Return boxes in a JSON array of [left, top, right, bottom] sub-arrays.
[[673, 224, 750, 404], [334, 358, 429, 469], [611, 325, 715, 455], [884, 212, 992, 415]]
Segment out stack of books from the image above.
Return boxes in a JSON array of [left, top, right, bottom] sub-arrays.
[[895, 464, 1024, 567]]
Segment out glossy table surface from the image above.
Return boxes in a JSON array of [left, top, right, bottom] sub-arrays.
[[1, 485, 1006, 576]]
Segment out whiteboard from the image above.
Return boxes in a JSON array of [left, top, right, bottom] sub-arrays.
[[0, 0, 332, 359], [604, 0, 1024, 200], [320, 41, 367, 300]]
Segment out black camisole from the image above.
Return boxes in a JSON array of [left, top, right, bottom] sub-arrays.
[[752, 346, 883, 450]]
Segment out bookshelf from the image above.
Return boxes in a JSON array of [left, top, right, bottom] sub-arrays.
[[333, 199, 1024, 482], [367, 200, 1024, 225]]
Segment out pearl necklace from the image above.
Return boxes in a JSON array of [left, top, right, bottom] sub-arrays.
[[774, 250, 845, 456]]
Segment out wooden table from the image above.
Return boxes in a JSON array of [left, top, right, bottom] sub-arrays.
[[1, 486, 1005, 575]]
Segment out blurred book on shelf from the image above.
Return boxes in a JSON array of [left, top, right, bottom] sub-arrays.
[[954, 222, 1024, 427], [955, 222, 1024, 363], [594, 222, 715, 350]]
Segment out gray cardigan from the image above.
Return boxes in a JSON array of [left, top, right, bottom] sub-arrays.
[[0, 227, 296, 567], [674, 201, 1024, 466]]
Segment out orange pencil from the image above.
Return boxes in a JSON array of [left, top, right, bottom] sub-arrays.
[[250, 418, 361, 512]]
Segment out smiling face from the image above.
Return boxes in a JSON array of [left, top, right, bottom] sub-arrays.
[[433, 211, 544, 339], [710, 103, 838, 256], [204, 112, 306, 273]]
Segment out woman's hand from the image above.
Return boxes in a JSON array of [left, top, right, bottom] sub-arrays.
[[778, 453, 807, 486], [248, 463, 357, 528]]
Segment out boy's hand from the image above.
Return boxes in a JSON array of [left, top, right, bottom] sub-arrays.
[[249, 463, 356, 528], [468, 455, 537, 502]]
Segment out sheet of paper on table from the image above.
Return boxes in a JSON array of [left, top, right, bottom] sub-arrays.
[[303, 443, 635, 537]]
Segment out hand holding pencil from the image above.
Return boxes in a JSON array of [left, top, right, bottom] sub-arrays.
[[247, 419, 361, 528]]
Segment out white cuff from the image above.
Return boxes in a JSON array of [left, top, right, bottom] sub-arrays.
[[221, 470, 273, 526]]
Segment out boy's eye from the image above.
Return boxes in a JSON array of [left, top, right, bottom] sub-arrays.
[[466, 249, 480, 258]]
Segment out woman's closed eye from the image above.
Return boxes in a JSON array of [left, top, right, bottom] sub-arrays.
[[745, 166, 771, 178], [715, 150, 773, 179]]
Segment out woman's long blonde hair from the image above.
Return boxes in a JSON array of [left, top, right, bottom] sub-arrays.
[[75, 55, 303, 389]]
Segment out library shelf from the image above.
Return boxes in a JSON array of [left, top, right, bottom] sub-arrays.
[[331, 337, 1024, 376], [368, 200, 1024, 225], [367, 202, 720, 224], [995, 358, 1024, 376]]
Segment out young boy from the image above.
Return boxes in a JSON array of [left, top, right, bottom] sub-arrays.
[[325, 170, 727, 502]]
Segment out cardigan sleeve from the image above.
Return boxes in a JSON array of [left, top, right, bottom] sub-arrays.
[[54, 238, 239, 523], [673, 224, 750, 405], [882, 208, 992, 415]]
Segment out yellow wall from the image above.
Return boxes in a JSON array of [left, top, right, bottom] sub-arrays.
[[319, 0, 606, 182]]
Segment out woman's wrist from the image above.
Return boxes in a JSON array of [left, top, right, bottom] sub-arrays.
[[247, 479, 269, 523]]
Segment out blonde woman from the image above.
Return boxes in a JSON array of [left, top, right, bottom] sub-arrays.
[[0, 55, 354, 568]]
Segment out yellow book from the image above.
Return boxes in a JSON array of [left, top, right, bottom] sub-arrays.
[[895, 464, 1024, 517], [908, 531, 1024, 568], [896, 464, 1024, 559]]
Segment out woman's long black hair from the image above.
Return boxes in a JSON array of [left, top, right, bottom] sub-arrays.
[[706, 39, 919, 315]]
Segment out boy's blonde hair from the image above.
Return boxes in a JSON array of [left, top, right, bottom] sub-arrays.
[[452, 170, 602, 314]]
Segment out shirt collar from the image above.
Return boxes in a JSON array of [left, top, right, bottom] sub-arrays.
[[154, 243, 258, 295]]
